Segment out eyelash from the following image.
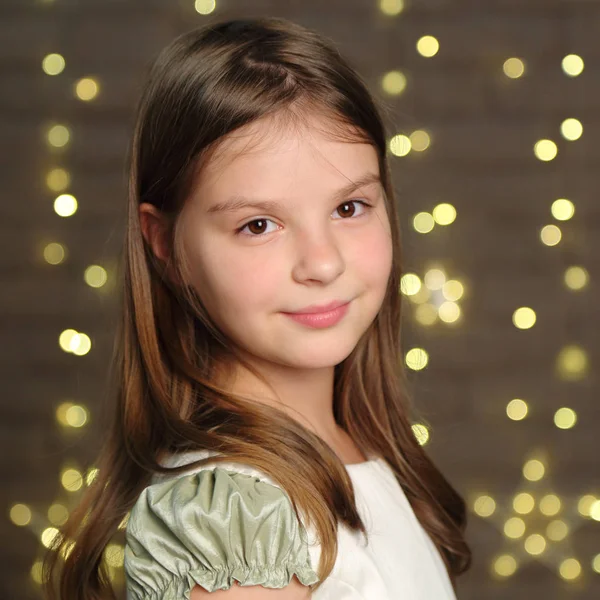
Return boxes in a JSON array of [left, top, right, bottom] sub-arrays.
[[234, 199, 374, 238]]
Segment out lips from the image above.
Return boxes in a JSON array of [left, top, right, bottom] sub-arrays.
[[285, 299, 350, 315]]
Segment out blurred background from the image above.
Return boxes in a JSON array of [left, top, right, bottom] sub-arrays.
[[2, 0, 599, 598]]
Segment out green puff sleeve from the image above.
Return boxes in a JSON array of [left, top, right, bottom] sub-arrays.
[[124, 465, 320, 600]]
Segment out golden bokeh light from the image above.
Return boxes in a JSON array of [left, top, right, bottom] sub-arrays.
[[42, 53, 65, 75], [75, 77, 100, 101], [54, 193, 78, 217], [563, 266, 588, 291], [513, 492, 535, 514], [194, 0, 215, 15], [560, 118, 583, 141], [9, 503, 32, 526], [506, 398, 528, 421], [512, 307, 536, 329], [389, 134, 411, 156], [46, 167, 70, 192], [554, 407, 577, 429], [416, 35, 439, 58], [551, 198, 575, 221], [424, 268, 446, 290], [539, 494, 561, 517], [503, 516, 526, 539], [415, 303, 438, 326], [546, 519, 568, 541], [523, 459, 545, 482], [562, 54, 584, 77], [577, 494, 596, 517], [559, 558, 582, 581], [534, 139, 558, 161], [412, 423, 429, 445], [503, 57, 525, 79], [473, 495, 496, 518], [48, 503, 69, 526], [61, 468, 83, 492], [556, 345, 588, 380], [43, 242, 66, 265], [381, 70, 407, 95], [84, 265, 108, 288], [442, 279, 464, 301], [405, 347, 429, 371], [540, 224, 562, 246], [432, 203, 456, 225], [410, 130, 431, 152], [438, 301, 461, 324], [400, 273, 422, 296], [492, 554, 517, 578], [413, 212, 435, 233], [379, 0, 404, 16], [524, 533, 546, 556], [47, 124, 70, 148]]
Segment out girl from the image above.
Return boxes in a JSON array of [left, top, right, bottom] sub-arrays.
[[43, 16, 471, 600]]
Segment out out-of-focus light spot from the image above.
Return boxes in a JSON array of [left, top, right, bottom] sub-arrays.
[[590, 500, 600, 522], [561, 118, 583, 141], [58, 330, 78, 352], [400, 273, 422, 296], [554, 407, 577, 429], [424, 268, 446, 290], [43, 242, 66, 265], [71, 333, 92, 356], [551, 198, 575, 221], [417, 35, 439, 58], [30, 560, 43, 585], [56, 401, 73, 426], [513, 492, 535, 514], [61, 468, 83, 492], [540, 224, 562, 246], [507, 399, 528, 421], [562, 54, 584, 77], [534, 139, 558, 161], [474, 495, 496, 518], [75, 77, 100, 101], [42, 53, 65, 75], [46, 168, 70, 192], [539, 494, 561, 517], [438, 301, 461, 324], [412, 423, 429, 445], [492, 554, 517, 578], [524, 533, 546, 555], [556, 345, 588, 381], [523, 459, 545, 481], [503, 57, 525, 78], [405, 347, 429, 371], [546, 519, 568, 541], [9, 504, 32, 526], [47, 124, 70, 148], [578, 495, 596, 517], [105, 543, 125, 568], [86, 467, 99, 486], [593, 553, 600, 573], [432, 203, 456, 225], [564, 266, 588, 291], [504, 517, 526, 539], [48, 503, 69, 526], [559, 558, 582, 580], [41, 527, 61, 549], [84, 265, 108, 288], [65, 404, 88, 428], [54, 193, 77, 217], [194, 0, 215, 14], [442, 279, 464, 301], [379, 0, 404, 15], [389, 134, 411, 156], [381, 70, 407, 95], [410, 130, 431, 152], [512, 307, 536, 329], [413, 212, 434, 233], [415, 303, 438, 326]]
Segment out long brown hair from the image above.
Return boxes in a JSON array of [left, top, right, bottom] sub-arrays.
[[42, 16, 471, 599]]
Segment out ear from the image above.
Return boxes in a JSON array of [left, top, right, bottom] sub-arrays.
[[139, 203, 170, 264]]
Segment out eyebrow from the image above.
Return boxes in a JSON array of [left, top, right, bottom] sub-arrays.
[[206, 172, 382, 215]]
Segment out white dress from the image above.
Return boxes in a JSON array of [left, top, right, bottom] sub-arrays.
[[124, 449, 457, 599]]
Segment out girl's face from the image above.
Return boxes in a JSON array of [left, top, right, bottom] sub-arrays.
[[181, 112, 393, 372]]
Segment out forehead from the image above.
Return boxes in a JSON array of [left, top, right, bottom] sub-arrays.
[[194, 112, 379, 200]]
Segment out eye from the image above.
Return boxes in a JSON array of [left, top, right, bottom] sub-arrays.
[[235, 199, 374, 238]]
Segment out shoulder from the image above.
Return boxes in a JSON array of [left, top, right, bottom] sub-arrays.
[[124, 449, 320, 600]]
